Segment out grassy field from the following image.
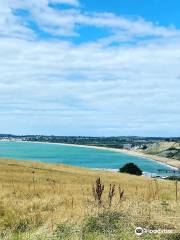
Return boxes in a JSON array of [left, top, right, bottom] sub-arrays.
[[0, 158, 180, 240]]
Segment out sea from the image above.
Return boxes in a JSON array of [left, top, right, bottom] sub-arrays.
[[0, 141, 178, 177]]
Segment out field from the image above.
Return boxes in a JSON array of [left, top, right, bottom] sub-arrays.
[[0, 158, 180, 240]]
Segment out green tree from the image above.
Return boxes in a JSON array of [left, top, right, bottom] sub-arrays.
[[119, 163, 142, 176]]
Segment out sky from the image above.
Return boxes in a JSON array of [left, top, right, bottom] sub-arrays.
[[0, 0, 180, 137]]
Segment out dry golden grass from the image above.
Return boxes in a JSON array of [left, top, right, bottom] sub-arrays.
[[0, 158, 180, 239]]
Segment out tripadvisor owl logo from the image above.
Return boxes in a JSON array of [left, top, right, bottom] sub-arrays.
[[135, 226, 174, 236], [135, 227, 144, 236]]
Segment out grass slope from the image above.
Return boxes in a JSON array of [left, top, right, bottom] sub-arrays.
[[0, 158, 180, 240]]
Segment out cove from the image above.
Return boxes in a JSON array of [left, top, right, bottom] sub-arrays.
[[0, 141, 175, 175]]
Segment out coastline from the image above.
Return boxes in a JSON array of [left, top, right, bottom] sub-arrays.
[[57, 143, 180, 170], [1, 139, 179, 170]]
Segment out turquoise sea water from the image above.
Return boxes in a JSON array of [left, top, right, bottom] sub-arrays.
[[0, 141, 176, 175]]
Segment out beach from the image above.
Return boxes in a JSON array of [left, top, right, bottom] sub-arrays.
[[1, 139, 180, 170], [59, 143, 180, 169], [17, 140, 180, 170]]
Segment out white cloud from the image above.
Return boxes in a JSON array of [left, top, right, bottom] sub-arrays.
[[0, 1, 180, 136], [49, 0, 80, 6], [1, 0, 180, 40], [0, 35, 180, 135]]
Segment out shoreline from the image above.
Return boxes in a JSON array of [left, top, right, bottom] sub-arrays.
[[1, 139, 180, 170], [55, 142, 180, 170], [57, 143, 180, 170]]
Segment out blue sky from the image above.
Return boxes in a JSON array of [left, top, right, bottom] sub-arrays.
[[83, 0, 180, 27], [0, 0, 180, 136]]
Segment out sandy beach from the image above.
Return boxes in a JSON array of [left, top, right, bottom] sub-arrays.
[[20, 140, 180, 170], [57, 143, 180, 169], [1, 140, 180, 170]]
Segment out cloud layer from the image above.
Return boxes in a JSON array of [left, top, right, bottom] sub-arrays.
[[0, 0, 180, 136]]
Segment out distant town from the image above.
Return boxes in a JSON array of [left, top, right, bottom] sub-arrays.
[[0, 134, 180, 152]]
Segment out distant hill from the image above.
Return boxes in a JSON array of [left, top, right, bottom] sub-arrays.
[[144, 141, 180, 161]]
